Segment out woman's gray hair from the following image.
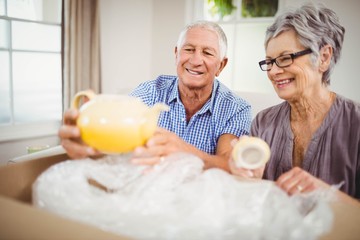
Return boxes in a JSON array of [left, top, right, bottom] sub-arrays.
[[264, 3, 345, 85], [176, 20, 228, 60]]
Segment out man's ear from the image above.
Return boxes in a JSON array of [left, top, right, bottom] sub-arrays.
[[319, 44, 333, 72], [216, 57, 228, 77], [174, 46, 179, 64]]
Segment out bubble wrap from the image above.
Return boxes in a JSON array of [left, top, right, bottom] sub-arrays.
[[32, 153, 333, 240]]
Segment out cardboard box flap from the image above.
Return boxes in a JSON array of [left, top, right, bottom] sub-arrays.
[[0, 195, 130, 240], [0, 154, 68, 203]]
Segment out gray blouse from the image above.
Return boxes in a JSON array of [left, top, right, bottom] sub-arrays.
[[251, 95, 360, 199]]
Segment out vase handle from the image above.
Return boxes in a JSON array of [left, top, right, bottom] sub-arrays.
[[71, 90, 97, 110]]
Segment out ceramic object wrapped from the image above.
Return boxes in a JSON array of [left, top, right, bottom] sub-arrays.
[[71, 90, 169, 154], [232, 136, 271, 169]]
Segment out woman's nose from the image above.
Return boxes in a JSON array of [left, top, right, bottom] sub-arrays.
[[268, 64, 284, 76]]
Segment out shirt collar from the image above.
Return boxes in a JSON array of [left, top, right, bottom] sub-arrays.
[[168, 78, 180, 103], [208, 79, 219, 113], [168, 77, 218, 114]]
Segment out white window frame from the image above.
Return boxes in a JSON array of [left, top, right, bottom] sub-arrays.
[[0, 0, 62, 142]]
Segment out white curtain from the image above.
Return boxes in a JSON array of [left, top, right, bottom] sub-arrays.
[[63, 0, 101, 109]]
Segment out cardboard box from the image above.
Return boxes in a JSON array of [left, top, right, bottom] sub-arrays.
[[0, 154, 359, 240], [0, 154, 131, 240]]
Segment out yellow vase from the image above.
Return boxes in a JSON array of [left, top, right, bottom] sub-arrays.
[[71, 90, 169, 154]]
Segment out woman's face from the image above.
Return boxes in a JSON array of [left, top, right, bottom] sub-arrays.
[[175, 27, 227, 91], [265, 30, 322, 101]]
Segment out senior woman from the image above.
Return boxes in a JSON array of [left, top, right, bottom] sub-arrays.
[[230, 3, 360, 204]]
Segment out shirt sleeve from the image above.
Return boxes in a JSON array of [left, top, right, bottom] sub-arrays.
[[222, 104, 252, 137], [129, 81, 157, 106]]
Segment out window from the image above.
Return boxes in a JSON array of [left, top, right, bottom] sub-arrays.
[[0, 0, 62, 141], [193, 0, 279, 93]]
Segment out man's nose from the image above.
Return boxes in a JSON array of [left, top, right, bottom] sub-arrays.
[[189, 50, 203, 65]]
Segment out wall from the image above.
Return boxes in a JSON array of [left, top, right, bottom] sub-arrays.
[[99, 0, 152, 94], [150, 0, 186, 78], [99, 0, 186, 94]]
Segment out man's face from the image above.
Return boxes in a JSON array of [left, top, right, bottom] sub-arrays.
[[175, 27, 227, 90]]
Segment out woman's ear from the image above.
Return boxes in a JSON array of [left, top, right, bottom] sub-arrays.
[[319, 44, 333, 72]]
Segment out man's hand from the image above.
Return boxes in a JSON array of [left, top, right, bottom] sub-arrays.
[[131, 128, 239, 173], [131, 127, 193, 165], [58, 109, 101, 159]]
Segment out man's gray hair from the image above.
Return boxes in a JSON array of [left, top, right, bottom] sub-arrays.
[[264, 3, 345, 85], [176, 20, 228, 60]]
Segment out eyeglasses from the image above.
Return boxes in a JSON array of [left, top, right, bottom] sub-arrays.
[[258, 49, 312, 71]]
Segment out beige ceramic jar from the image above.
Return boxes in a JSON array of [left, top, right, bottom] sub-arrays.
[[71, 90, 169, 154], [232, 136, 271, 169]]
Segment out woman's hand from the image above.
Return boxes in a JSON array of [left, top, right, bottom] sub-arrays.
[[58, 109, 101, 159], [228, 136, 265, 180], [131, 127, 193, 165], [276, 167, 329, 195], [229, 157, 265, 179], [277, 167, 360, 206]]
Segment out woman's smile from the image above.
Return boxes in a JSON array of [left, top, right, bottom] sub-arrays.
[[273, 78, 294, 88]]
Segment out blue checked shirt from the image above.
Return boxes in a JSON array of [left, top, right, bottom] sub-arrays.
[[129, 75, 252, 154]]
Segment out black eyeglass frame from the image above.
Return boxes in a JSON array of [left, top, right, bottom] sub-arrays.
[[258, 49, 313, 71]]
